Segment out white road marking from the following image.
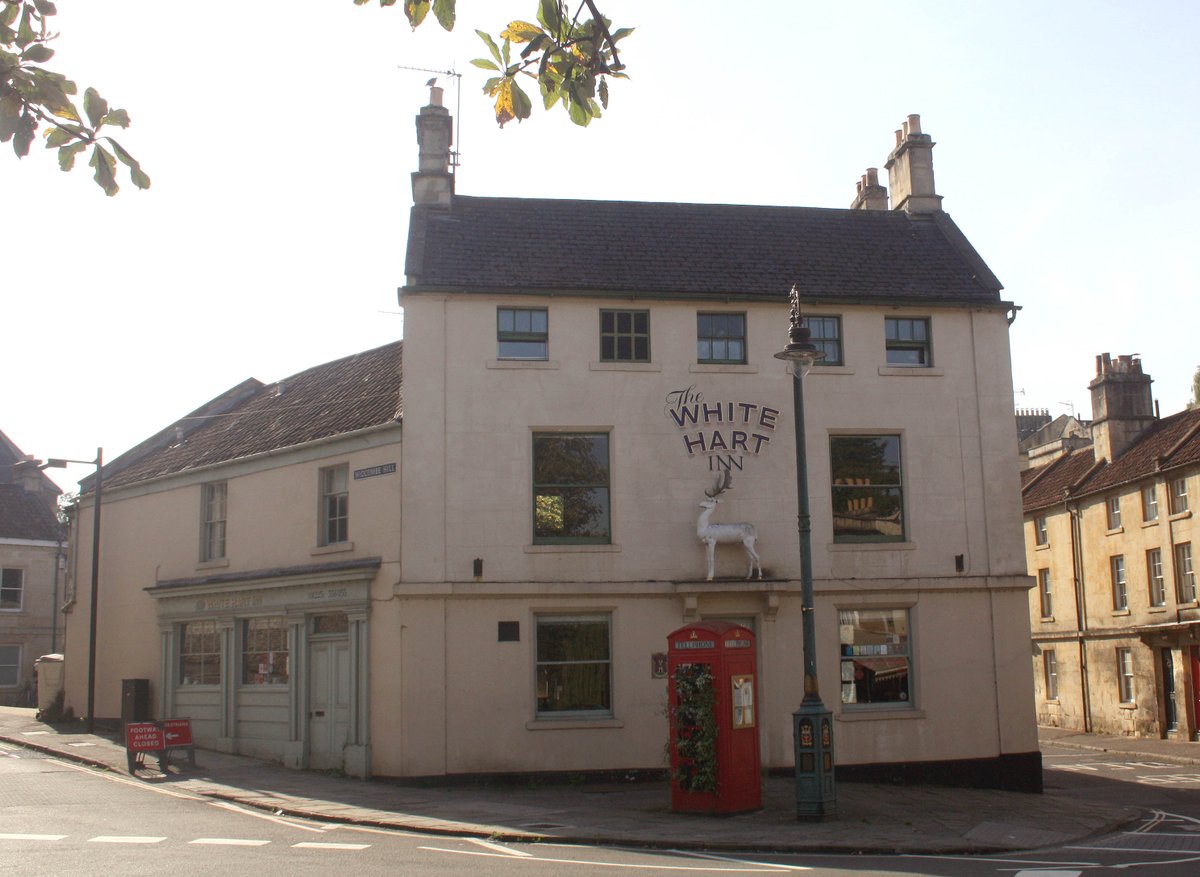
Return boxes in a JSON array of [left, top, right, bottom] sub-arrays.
[[0, 834, 68, 841], [676, 850, 807, 871], [466, 837, 535, 857], [420, 846, 794, 871], [207, 800, 331, 832], [190, 838, 272, 846], [20, 730, 50, 736], [1013, 872, 1082, 877], [339, 824, 426, 838], [89, 836, 167, 844], [66, 742, 97, 747], [292, 841, 371, 850], [53, 758, 202, 801]]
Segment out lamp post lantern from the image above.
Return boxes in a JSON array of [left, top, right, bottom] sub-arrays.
[[774, 286, 837, 820]]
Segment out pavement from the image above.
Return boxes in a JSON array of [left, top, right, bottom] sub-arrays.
[[2, 706, 1195, 855]]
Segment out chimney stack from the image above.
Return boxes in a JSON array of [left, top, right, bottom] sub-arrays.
[[1089, 353, 1156, 462], [850, 167, 888, 211], [884, 114, 942, 214], [412, 85, 454, 207]]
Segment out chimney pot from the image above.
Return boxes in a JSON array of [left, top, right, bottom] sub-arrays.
[[907, 114, 922, 135]]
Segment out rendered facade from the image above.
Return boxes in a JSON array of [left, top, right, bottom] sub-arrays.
[[59, 100, 1040, 789], [0, 430, 65, 706], [1023, 354, 1200, 740]]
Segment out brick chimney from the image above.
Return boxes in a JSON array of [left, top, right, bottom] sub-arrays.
[[1089, 353, 1156, 462], [884, 114, 942, 214], [412, 85, 454, 207], [850, 167, 888, 211]]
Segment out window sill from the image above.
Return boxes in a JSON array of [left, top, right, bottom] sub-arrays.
[[487, 359, 560, 370], [1112, 608, 1131, 617], [589, 361, 660, 372], [1141, 520, 1160, 528], [689, 363, 758, 374], [1105, 527, 1124, 536], [196, 558, 229, 571], [526, 717, 624, 730], [1034, 542, 1050, 551], [1040, 615, 1054, 623], [877, 366, 944, 377], [1148, 606, 1168, 614], [311, 542, 354, 557], [525, 543, 621, 554], [1169, 510, 1193, 521], [1118, 702, 1137, 710], [827, 541, 916, 551], [836, 708, 925, 722]]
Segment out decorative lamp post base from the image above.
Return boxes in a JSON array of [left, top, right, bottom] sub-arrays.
[[793, 701, 837, 820]]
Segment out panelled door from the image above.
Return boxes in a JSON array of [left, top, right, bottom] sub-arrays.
[[308, 638, 351, 769]]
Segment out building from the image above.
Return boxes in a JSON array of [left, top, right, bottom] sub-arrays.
[[0, 430, 66, 706], [1022, 354, 1200, 739], [60, 100, 1040, 789]]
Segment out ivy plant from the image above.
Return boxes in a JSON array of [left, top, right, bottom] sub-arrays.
[[670, 662, 718, 794]]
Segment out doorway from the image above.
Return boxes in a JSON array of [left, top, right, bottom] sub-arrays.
[[308, 636, 351, 770], [1161, 648, 1178, 734]]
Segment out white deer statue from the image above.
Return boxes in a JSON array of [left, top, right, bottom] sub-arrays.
[[697, 472, 762, 581]]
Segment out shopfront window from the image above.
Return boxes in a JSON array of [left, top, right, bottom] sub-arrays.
[[830, 435, 904, 542], [838, 608, 912, 707], [180, 620, 220, 685], [242, 617, 289, 685]]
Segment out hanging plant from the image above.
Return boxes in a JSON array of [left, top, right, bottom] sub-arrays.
[[670, 662, 718, 793]]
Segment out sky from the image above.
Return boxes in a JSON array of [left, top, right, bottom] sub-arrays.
[[6, 1, 1199, 491]]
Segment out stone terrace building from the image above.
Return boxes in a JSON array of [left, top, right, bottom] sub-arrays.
[[1023, 354, 1200, 739]]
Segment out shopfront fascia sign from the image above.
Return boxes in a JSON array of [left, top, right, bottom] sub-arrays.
[[664, 385, 780, 472]]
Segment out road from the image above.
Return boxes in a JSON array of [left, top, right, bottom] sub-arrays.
[[4, 739, 1200, 876]]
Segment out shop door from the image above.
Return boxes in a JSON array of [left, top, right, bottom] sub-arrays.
[[308, 639, 351, 769], [1161, 649, 1178, 733]]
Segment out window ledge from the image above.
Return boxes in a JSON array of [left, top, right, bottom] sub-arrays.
[[311, 542, 354, 557], [1118, 702, 1137, 710], [1148, 606, 1169, 613], [1105, 527, 1124, 536], [1040, 615, 1054, 623], [196, 558, 229, 571], [827, 541, 916, 552], [1169, 510, 1193, 521], [1034, 542, 1050, 551], [525, 543, 622, 554], [487, 360, 560, 370], [589, 361, 660, 372], [526, 717, 624, 731], [877, 366, 944, 377], [836, 708, 925, 722], [0, 608, 24, 614], [1112, 608, 1131, 617], [689, 363, 758, 374], [1141, 520, 1160, 528]]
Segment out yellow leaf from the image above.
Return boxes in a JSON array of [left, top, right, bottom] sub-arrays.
[[500, 20, 541, 43], [493, 78, 515, 127]]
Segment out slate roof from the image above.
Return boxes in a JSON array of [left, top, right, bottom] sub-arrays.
[[97, 342, 403, 491], [0, 483, 65, 542], [1021, 406, 1200, 514], [404, 197, 1005, 305]]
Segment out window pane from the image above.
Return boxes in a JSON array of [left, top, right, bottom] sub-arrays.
[[830, 436, 903, 542], [839, 609, 911, 706], [533, 434, 610, 543], [498, 340, 548, 359], [536, 617, 611, 714], [0, 569, 22, 610], [243, 617, 289, 685]]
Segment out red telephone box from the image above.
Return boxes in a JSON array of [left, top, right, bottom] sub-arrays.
[[667, 620, 761, 813]]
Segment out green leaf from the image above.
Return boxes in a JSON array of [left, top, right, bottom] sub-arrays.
[[44, 125, 75, 147], [599, 77, 608, 110], [20, 44, 54, 63], [404, 0, 429, 29], [1, 3, 19, 26], [432, 0, 454, 30], [501, 36, 510, 68], [16, 5, 35, 48], [57, 140, 85, 171], [33, 1, 59, 16], [475, 29, 503, 68], [83, 87, 108, 129], [538, 0, 563, 37], [109, 138, 150, 190], [0, 92, 20, 142], [101, 108, 130, 128], [510, 78, 532, 122], [89, 143, 118, 195], [13, 112, 36, 157], [520, 32, 547, 59], [470, 57, 499, 72], [609, 27, 635, 44]]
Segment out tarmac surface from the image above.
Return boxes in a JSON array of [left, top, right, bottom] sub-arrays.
[[3, 706, 1197, 855]]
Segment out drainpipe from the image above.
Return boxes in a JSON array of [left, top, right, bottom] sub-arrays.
[[1068, 500, 1092, 733]]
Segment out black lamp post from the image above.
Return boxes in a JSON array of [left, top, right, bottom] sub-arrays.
[[774, 286, 837, 820], [25, 450, 104, 733]]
